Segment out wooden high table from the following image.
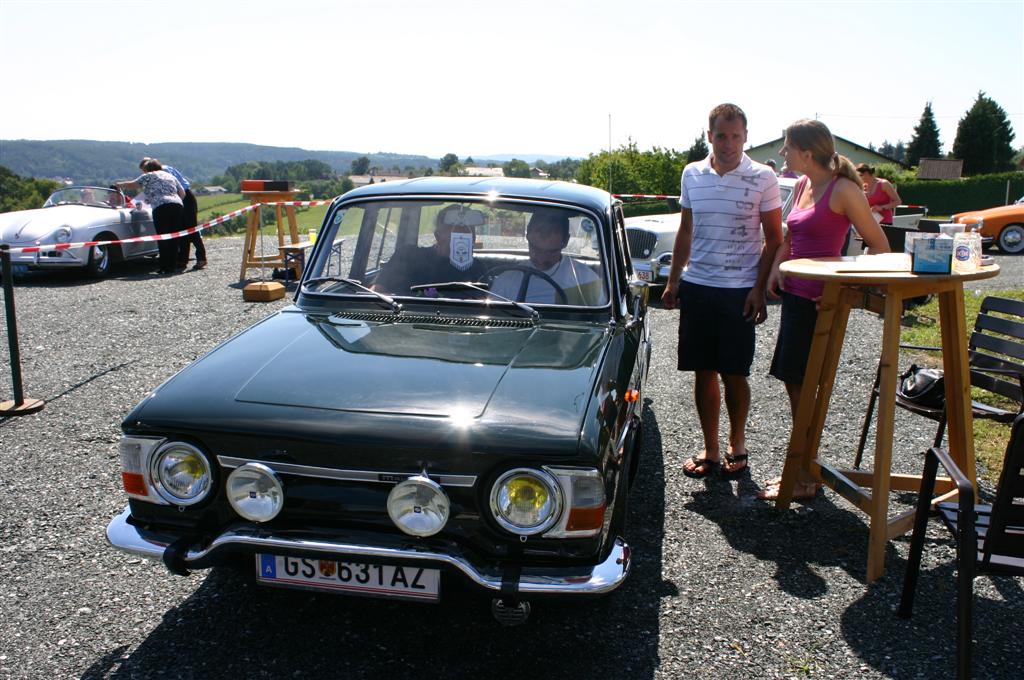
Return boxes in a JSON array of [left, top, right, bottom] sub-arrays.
[[775, 255, 999, 582], [239, 190, 301, 282]]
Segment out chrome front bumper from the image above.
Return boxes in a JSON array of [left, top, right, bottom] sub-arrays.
[[3, 245, 89, 268], [106, 508, 631, 596]]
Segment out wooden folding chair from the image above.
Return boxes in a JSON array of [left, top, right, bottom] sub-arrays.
[[898, 410, 1024, 680], [854, 296, 1024, 469]]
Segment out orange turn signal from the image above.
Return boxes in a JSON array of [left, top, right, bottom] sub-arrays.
[[121, 471, 147, 496], [624, 389, 640, 403], [565, 504, 606, 532]]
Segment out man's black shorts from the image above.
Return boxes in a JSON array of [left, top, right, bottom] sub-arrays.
[[677, 279, 755, 376]]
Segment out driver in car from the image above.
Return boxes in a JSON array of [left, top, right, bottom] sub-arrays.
[[106, 188, 125, 207], [490, 211, 603, 305], [373, 204, 487, 294]]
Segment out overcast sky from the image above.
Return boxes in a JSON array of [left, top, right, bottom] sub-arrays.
[[1, 0, 1021, 160]]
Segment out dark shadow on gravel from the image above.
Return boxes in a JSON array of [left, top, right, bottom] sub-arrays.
[[82, 403, 669, 680], [840, 552, 1024, 680], [5, 259, 158, 288], [684, 481, 892, 596], [0, 362, 135, 429]]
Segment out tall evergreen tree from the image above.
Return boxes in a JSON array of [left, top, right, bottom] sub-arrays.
[[905, 102, 942, 166], [952, 92, 1016, 175], [685, 134, 709, 163]]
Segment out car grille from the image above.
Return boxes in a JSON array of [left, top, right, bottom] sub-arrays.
[[626, 229, 658, 259], [330, 312, 534, 328]]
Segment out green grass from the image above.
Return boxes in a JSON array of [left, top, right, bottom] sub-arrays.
[[900, 288, 1024, 481], [195, 193, 331, 238]]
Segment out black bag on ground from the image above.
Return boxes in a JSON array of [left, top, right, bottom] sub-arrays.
[[897, 364, 945, 409]]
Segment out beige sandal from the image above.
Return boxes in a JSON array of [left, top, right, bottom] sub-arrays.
[[756, 479, 820, 500]]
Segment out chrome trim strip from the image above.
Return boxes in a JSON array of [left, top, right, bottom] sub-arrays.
[[216, 456, 476, 488], [105, 508, 630, 595]]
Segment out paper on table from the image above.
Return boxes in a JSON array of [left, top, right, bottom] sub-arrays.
[[832, 253, 912, 273]]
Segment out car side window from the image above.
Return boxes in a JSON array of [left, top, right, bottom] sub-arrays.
[[611, 206, 631, 302]]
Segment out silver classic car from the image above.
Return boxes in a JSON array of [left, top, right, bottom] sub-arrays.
[[0, 186, 158, 277]]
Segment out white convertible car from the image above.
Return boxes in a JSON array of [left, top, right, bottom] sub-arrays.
[[0, 186, 158, 278]]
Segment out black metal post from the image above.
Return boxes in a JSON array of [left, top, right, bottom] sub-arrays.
[[1, 245, 44, 416]]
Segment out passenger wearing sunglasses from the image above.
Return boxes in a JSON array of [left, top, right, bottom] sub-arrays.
[[373, 204, 487, 294]]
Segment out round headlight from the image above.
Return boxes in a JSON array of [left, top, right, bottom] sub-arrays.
[[150, 442, 212, 506], [227, 463, 284, 522], [387, 475, 449, 537], [490, 468, 562, 535], [54, 227, 72, 243]]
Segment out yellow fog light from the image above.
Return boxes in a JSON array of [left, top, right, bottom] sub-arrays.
[[490, 468, 562, 535]]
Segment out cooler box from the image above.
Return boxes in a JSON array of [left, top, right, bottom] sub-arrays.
[[241, 180, 294, 192]]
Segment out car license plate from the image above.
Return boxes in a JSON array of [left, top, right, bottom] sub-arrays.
[[255, 554, 440, 602], [637, 270, 652, 282], [10, 264, 29, 276]]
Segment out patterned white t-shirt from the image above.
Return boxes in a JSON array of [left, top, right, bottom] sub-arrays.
[[679, 153, 781, 288], [135, 170, 183, 209]]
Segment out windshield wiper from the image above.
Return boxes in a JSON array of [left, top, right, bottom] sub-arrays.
[[409, 281, 538, 322], [303, 276, 402, 314]]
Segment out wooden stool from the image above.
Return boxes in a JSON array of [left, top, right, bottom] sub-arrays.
[[279, 240, 315, 279], [239, 190, 301, 281]]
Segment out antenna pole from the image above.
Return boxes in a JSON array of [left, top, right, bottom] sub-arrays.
[[608, 114, 612, 193]]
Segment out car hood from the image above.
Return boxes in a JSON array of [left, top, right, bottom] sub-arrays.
[[954, 204, 1024, 221], [131, 309, 609, 446], [0, 205, 119, 243]]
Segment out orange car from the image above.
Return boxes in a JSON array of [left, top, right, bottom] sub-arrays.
[[953, 203, 1024, 254]]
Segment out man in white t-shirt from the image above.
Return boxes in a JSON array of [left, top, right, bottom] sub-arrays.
[[661, 103, 783, 480], [490, 211, 603, 305]]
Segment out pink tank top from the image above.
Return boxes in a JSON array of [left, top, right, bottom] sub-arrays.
[[866, 181, 893, 224], [785, 177, 850, 300]]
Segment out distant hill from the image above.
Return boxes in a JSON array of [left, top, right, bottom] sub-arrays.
[[0, 140, 438, 185], [471, 153, 577, 164]]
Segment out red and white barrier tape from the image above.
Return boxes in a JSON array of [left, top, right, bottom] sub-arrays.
[[613, 194, 678, 200], [4, 200, 334, 254]]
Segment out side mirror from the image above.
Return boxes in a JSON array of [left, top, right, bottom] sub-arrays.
[[625, 280, 649, 330], [628, 279, 650, 306]]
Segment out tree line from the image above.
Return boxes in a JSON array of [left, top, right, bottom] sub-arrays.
[[2, 93, 1017, 215], [867, 92, 1017, 175]]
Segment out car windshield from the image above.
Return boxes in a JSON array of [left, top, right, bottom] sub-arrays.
[[43, 187, 124, 208], [307, 198, 608, 307]]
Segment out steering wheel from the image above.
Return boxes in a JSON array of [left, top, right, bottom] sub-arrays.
[[483, 263, 567, 304]]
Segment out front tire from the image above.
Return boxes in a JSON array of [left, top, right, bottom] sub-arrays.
[[998, 223, 1024, 254], [84, 244, 111, 278]]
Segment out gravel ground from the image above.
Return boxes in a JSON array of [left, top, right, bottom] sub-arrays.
[[1, 240, 1022, 680]]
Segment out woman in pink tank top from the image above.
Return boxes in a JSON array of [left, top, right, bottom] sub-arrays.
[[758, 120, 889, 501], [858, 163, 901, 225]]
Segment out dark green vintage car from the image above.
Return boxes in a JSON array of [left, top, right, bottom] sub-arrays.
[[106, 177, 652, 623]]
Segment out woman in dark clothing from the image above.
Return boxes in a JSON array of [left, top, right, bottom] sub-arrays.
[[116, 159, 186, 274]]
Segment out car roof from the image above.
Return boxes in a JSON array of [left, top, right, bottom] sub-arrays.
[[338, 177, 613, 214]]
